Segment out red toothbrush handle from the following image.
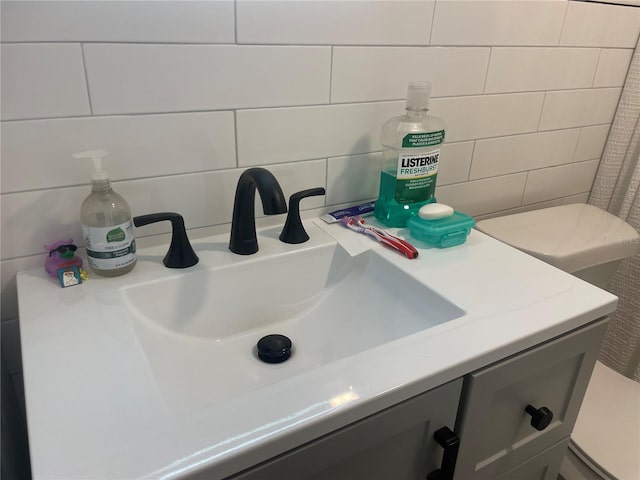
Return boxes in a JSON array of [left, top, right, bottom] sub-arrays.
[[369, 227, 419, 259], [379, 235, 419, 259]]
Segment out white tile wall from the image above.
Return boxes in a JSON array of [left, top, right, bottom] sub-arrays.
[[474, 198, 564, 221], [470, 129, 581, 180], [0, 44, 90, 120], [538, 88, 622, 130], [0, 1, 235, 43], [331, 47, 490, 102], [438, 142, 474, 186], [237, 102, 402, 166], [436, 173, 528, 217], [431, 1, 567, 46], [431, 93, 545, 142], [1, 112, 236, 193], [327, 153, 382, 206], [522, 160, 600, 204], [2, 0, 639, 323], [593, 49, 634, 88], [83, 44, 332, 114], [574, 125, 611, 162], [560, 1, 640, 48], [484, 48, 599, 93], [236, 1, 435, 45]]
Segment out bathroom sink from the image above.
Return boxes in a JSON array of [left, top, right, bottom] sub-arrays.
[[123, 241, 464, 413]]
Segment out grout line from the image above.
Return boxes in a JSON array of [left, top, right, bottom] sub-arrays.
[[445, 124, 602, 144], [474, 194, 580, 221], [233, 0, 238, 44], [466, 140, 477, 181], [520, 172, 530, 206], [428, 1, 437, 45], [0, 157, 334, 196], [0, 127, 613, 195], [79, 43, 94, 115], [536, 92, 547, 131], [591, 48, 604, 87], [0, 99, 404, 123], [328, 46, 334, 103], [2, 87, 624, 124], [1, 251, 48, 263], [233, 110, 240, 168], [3, 40, 635, 49], [323, 158, 329, 207], [572, 127, 585, 162], [482, 47, 493, 94], [1, 136, 605, 198], [451, 157, 598, 185], [557, 1, 570, 47], [437, 171, 529, 190]]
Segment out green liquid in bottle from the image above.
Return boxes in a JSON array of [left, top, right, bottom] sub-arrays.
[[373, 82, 445, 228], [374, 169, 435, 227]]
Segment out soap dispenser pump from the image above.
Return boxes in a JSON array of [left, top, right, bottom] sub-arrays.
[[76, 150, 137, 277]]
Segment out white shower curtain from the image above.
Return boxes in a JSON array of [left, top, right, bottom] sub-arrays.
[[589, 36, 640, 382]]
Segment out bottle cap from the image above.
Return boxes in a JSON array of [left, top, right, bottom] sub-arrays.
[[406, 81, 431, 111], [73, 150, 109, 181]]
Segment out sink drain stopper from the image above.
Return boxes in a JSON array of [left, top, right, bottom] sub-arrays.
[[256, 334, 292, 364]]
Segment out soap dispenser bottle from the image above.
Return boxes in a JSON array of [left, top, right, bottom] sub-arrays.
[[76, 150, 137, 277], [374, 81, 445, 227]]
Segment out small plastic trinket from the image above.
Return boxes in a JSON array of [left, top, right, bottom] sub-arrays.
[[44, 239, 86, 287], [58, 266, 83, 288]]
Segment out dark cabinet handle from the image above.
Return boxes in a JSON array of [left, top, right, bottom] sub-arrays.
[[279, 187, 326, 244], [525, 404, 554, 431], [427, 426, 460, 480], [133, 212, 199, 269]]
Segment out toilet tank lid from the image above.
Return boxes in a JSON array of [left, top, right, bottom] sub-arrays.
[[476, 204, 639, 273]]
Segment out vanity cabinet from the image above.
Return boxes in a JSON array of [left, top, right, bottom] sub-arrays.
[[494, 439, 570, 480], [227, 318, 607, 480], [229, 379, 463, 480], [453, 318, 607, 479]]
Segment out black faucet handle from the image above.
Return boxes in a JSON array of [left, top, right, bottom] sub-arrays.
[[133, 212, 199, 268], [279, 187, 326, 244]]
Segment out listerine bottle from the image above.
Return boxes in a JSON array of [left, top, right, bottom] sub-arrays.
[[374, 81, 445, 227], [76, 150, 137, 277]]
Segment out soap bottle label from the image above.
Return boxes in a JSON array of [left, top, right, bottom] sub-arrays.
[[82, 221, 136, 271], [394, 130, 444, 203]]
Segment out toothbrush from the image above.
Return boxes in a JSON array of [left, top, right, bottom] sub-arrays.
[[353, 216, 419, 256], [341, 216, 419, 259]]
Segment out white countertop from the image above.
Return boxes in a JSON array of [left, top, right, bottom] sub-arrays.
[[17, 220, 617, 479]]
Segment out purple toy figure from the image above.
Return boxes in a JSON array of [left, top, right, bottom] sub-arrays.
[[44, 239, 83, 278]]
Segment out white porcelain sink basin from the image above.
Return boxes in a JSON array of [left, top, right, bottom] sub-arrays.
[[123, 241, 464, 413]]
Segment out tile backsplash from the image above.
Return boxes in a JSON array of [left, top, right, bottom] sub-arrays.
[[2, 0, 640, 324]]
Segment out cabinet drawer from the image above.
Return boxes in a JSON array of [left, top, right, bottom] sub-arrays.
[[496, 438, 570, 480], [228, 379, 462, 480], [453, 318, 607, 480]]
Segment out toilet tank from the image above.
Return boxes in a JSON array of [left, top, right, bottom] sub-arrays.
[[475, 204, 639, 289]]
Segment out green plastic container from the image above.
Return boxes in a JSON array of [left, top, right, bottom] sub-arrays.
[[407, 211, 475, 248]]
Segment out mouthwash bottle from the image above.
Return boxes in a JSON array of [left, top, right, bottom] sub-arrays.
[[76, 150, 137, 277], [374, 82, 445, 227]]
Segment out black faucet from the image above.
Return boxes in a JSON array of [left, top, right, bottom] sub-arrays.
[[133, 212, 199, 268], [229, 168, 287, 255]]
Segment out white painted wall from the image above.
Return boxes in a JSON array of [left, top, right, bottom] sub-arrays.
[[2, 2, 639, 365]]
